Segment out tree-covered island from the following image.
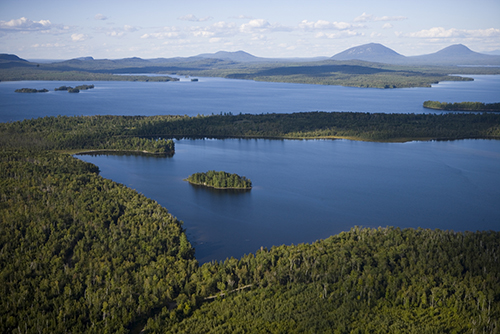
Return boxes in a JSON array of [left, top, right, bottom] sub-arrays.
[[423, 100, 500, 112], [185, 170, 252, 189], [14, 88, 49, 93]]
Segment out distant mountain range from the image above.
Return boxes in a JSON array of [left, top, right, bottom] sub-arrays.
[[330, 43, 500, 65], [195, 44, 500, 65], [2, 43, 500, 69], [196, 50, 328, 63]]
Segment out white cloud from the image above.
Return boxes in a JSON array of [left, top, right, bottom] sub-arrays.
[[230, 15, 254, 20], [374, 15, 407, 22], [406, 27, 500, 38], [315, 31, 361, 39], [353, 13, 373, 23], [71, 33, 87, 42], [354, 12, 407, 22], [382, 23, 393, 29], [94, 14, 108, 21], [141, 32, 181, 39], [240, 19, 290, 33], [124, 25, 139, 32], [299, 20, 360, 31], [178, 14, 213, 22], [96, 25, 139, 38], [251, 34, 267, 41], [0, 17, 53, 31], [107, 31, 125, 37], [193, 31, 215, 38], [190, 21, 238, 38], [32, 42, 65, 48], [141, 26, 182, 39], [240, 19, 270, 32]]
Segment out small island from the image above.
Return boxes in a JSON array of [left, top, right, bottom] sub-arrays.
[[15, 88, 48, 93], [423, 100, 500, 112], [55, 84, 94, 93], [185, 170, 252, 189]]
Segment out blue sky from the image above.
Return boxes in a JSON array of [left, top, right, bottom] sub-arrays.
[[1, 0, 499, 59]]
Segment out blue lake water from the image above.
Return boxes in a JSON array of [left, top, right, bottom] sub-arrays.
[[1, 75, 500, 262], [1, 75, 499, 122], [78, 138, 500, 263]]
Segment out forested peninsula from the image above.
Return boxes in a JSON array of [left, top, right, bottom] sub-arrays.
[[1, 111, 500, 333], [1, 112, 499, 149], [185, 171, 252, 189], [423, 100, 500, 112]]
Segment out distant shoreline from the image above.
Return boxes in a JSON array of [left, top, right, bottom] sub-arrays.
[[423, 100, 500, 112]]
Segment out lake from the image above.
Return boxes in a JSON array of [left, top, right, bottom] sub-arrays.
[[78, 138, 500, 263], [1, 75, 499, 263], [1, 74, 499, 122]]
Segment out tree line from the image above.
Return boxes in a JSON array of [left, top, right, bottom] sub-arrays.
[[0, 115, 176, 155], [423, 100, 500, 112], [1, 112, 499, 152]]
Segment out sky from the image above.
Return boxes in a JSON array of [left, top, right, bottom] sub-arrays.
[[1, 0, 499, 60]]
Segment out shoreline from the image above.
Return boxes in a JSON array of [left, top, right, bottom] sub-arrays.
[[184, 179, 252, 190], [67, 149, 174, 156]]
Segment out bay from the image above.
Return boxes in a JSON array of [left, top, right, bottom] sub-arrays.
[[1, 75, 499, 122], [78, 138, 500, 263], [2, 74, 499, 263]]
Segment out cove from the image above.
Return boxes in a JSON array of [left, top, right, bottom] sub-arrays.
[[78, 138, 500, 263]]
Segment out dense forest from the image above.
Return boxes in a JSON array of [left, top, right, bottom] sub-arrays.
[[0, 150, 198, 333], [423, 100, 500, 112], [1, 112, 500, 333], [144, 227, 500, 333], [0, 115, 175, 155], [185, 171, 252, 189], [1, 112, 499, 149]]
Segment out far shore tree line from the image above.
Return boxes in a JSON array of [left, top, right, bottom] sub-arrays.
[[423, 100, 500, 112], [15, 84, 95, 94]]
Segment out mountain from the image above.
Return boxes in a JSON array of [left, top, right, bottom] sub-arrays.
[[197, 50, 262, 62], [0, 54, 28, 62], [0, 53, 34, 69], [330, 43, 500, 65], [331, 43, 406, 63], [484, 49, 500, 56], [75, 56, 94, 61], [407, 44, 500, 65]]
